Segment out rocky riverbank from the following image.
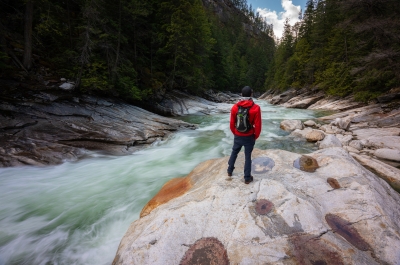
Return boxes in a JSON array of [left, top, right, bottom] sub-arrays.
[[265, 88, 400, 193], [113, 148, 400, 264], [112, 88, 400, 264], [0, 81, 237, 167]]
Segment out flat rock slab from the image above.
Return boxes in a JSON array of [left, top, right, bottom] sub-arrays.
[[0, 90, 195, 167], [113, 148, 400, 265]]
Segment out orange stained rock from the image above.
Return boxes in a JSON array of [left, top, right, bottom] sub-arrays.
[[140, 176, 192, 218]]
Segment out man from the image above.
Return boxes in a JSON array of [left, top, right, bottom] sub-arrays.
[[227, 86, 262, 184]]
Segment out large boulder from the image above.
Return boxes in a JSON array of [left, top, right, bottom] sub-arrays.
[[113, 148, 400, 265], [280, 120, 303, 131]]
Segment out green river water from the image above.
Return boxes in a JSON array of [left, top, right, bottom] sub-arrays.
[[0, 100, 331, 265]]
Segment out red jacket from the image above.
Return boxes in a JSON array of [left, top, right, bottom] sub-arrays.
[[230, 99, 262, 139]]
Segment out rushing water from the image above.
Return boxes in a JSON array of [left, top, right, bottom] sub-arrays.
[[0, 100, 330, 265]]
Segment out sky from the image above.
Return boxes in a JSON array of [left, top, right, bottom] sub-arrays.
[[247, 0, 307, 39]]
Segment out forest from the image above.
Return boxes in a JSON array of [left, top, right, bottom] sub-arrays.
[[0, 0, 274, 101], [0, 0, 399, 102], [266, 0, 400, 101]]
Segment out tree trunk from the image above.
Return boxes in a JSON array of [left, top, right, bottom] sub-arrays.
[[112, 0, 122, 82], [23, 0, 34, 70]]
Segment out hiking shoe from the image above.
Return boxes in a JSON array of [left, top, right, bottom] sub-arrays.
[[244, 176, 253, 184], [227, 167, 234, 177]]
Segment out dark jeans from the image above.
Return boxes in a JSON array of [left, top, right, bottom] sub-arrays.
[[227, 135, 255, 180]]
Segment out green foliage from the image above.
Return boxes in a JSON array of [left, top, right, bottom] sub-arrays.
[[353, 91, 381, 103], [265, 0, 400, 99], [1, 0, 275, 99], [80, 60, 109, 91]]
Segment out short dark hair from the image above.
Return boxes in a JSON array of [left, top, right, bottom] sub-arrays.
[[242, 86, 253, 97]]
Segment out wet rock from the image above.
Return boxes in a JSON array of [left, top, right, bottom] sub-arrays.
[[305, 129, 325, 142], [252, 157, 275, 174], [374, 148, 400, 162], [140, 176, 192, 218], [113, 148, 400, 265], [280, 119, 303, 131], [255, 199, 274, 215], [327, 178, 341, 189], [293, 155, 319, 172], [325, 214, 371, 251], [288, 233, 344, 265], [318, 135, 342, 149], [180, 237, 229, 265]]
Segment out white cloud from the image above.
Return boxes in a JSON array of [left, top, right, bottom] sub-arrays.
[[257, 0, 301, 39]]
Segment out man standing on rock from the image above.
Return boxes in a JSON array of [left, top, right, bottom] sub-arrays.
[[227, 86, 262, 184]]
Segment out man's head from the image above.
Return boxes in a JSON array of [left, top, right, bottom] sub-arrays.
[[242, 86, 253, 97]]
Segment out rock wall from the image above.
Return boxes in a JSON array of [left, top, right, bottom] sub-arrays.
[[113, 148, 400, 264]]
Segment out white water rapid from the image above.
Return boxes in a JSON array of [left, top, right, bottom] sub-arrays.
[[0, 100, 330, 265]]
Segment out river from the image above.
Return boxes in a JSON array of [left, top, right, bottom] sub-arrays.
[[0, 100, 329, 265]]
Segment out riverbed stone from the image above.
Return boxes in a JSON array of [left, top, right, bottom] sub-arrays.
[[290, 127, 313, 139], [332, 117, 352, 130], [336, 134, 353, 146], [303, 120, 316, 127], [362, 136, 400, 151], [319, 124, 336, 134], [305, 129, 325, 142], [374, 148, 400, 162], [280, 119, 303, 131], [318, 134, 342, 149], [113, 148, 400, 265], [344, 146, 360, 154], [349, 140, 363, 151]]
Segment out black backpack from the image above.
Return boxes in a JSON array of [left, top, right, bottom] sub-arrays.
[[235, 102, 254, 133]]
